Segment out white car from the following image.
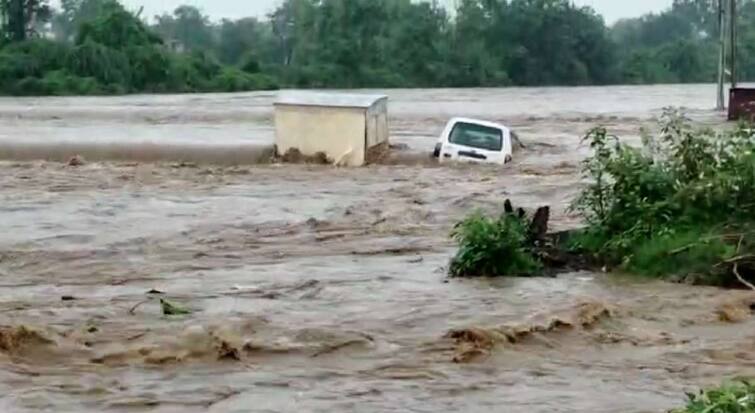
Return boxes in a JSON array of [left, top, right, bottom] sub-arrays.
[[433, 117, 515, 165]]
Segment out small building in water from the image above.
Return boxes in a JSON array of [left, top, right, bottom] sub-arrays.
[[274, 92, 389, 166]]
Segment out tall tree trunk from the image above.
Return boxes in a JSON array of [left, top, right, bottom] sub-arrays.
[[10, 0, 26, 41], [2, 0, 28, 42]]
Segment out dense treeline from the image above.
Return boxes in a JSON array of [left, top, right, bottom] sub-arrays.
[[148, 0, 755, 88], [0, 0, 754, 95], [614, 0, 755, 83], [0, 0, 277, 95]]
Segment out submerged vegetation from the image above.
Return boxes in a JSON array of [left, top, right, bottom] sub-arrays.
[[2, 0, 755, 95], [449, 211, 541, 277], [571, 111, 755, 286], [450, 112, 755, 288], [672, 381, 755, 413]]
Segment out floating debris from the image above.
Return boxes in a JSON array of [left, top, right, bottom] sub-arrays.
[[67, 155, 85, 167], [160, 299, 192, 316]]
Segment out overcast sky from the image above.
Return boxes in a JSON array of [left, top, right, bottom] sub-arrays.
[[112, 0, 673, 24]]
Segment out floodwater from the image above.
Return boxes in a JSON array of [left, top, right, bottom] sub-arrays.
[[0, 85, 754, 413]]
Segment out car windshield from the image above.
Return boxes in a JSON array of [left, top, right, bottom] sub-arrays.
[[448, 122, 503, 151]]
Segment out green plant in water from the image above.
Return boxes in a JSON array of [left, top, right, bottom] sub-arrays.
[[672, 380, 755, 413], [449, 211, 541, 277], [570, 109, 755, 286], [160, 298, 191, 316]]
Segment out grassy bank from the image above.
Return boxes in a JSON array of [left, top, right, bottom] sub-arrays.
[[450, 111, 755, 288], [672, 381, 755, 413]]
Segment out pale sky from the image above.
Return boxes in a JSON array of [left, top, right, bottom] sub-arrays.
[[105, 0, 674, 24]]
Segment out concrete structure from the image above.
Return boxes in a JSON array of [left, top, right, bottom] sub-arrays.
[[274, 92, 389, 166], [729, 88, 755, 121]]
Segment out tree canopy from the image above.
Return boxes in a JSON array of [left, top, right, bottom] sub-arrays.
[[0, 0, 754, 95]]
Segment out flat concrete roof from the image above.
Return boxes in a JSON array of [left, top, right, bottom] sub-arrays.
[[274, 91, 388, 109]]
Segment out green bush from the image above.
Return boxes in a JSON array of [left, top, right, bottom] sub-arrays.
[[66, 40, 131, 87], [239, 52, 261, 74], [571, 110, 755, 284], [10, 71, 104, 96], [211, 67, 278, 93], [449, 212, 541, 277], [0, 39, 69, 75], [76, 7, 162, 49], [124, 45, 171, 91], [0, 0, 281, 96], [11, 77, 47, 96], [625, 228, 736, 280], [672, 381, 755, 413], [42, 71, 103, 95], [0, 39, 71, 88]]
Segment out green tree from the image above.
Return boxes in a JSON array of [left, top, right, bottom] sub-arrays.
[[0, 0, 51, 42], [52, 0, 117, 42], [153, 5, 213, 52], [216, 17, 276, 67]]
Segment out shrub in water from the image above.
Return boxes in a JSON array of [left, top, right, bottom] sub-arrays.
[[672, 381, 755, 413], [449, 211, 541, 277], [571, 109, 755, 285]]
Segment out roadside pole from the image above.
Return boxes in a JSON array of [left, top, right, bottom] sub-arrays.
[[717, 0, 726, 111]]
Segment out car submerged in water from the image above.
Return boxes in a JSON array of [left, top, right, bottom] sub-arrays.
[[432, 117, 518, 165]]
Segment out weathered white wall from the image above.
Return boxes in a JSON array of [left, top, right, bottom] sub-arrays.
[[275, 105, 366, 166], [366, 99, 389, 148]]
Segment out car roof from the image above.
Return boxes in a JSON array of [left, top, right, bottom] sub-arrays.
[[447, 117, 510, 133]]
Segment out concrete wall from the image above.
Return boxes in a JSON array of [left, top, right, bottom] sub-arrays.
[[366, 99, 389, 148], [275, 105, 367, 166]]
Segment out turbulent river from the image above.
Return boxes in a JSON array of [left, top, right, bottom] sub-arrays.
[[0, 85, 754, 413]]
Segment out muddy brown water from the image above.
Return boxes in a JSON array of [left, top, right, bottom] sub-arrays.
[[1, 85, 754, 413]]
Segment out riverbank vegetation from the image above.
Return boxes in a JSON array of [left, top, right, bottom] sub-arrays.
[[2, 0, 755, 95], [672, 381, 755, 413], [0, 0, 277, 95], [570, 111, 755, 287], [451, 112, 755, 288], [449, 210, 541, 277]]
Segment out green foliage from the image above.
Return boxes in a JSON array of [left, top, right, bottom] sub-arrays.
[[0, 1, 279, 95], [672, 381, 755, 413], [239, 53, 261, 74], [614, 0, 755, 84], [7, 70, 101, 95], [6, 0, 755, 94], [260, 0, 755, 87], [571, 110, 755, 284], [449, 211, 541, 278], [160, 299, 192, 316], [625, 229, 735, 279], [66, 40, 130, 86], [0, 39, 68, 80], [52, 0, 119, 43], [152, 5, 214, 53], [0, 0, 52, 42], [210, 68, 278, 93], [0, 39, 109, 95], [76, 5, 161, 48]]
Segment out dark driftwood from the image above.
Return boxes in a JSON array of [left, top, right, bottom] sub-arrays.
[[504, 199, 514, 215], [528, 206, 550, 243], [502, 199, 755, 287], [502, 199, 596, 276]]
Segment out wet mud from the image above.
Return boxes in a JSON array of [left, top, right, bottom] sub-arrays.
[[1, 85, 754, 412]]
